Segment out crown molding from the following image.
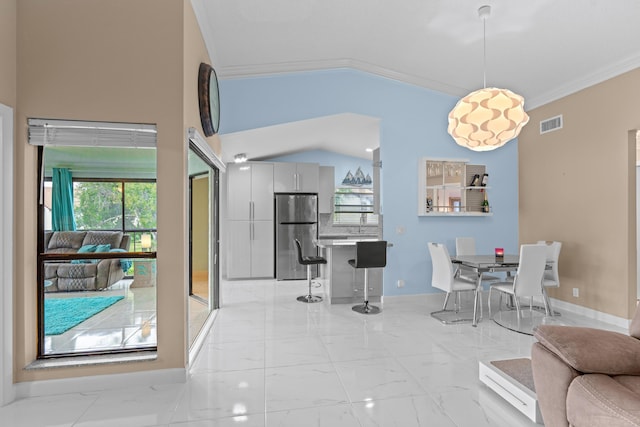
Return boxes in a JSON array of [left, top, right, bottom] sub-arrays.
[[527, 54, 640, 110], [216, 58, 469, 98], [214, 53, 640, 111]]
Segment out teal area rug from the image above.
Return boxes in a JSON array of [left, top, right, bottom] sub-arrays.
[[45, 296, 124, 335]]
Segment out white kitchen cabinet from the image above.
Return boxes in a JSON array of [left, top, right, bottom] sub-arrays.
[[227, 162, 275, 279], [226, 220, 274, 279], [227, 162, 274, 220], [273, 162, 319, 193], [318, 166, 335, 213]]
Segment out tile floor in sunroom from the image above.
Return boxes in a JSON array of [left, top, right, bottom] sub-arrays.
[[43, 279, 158, 355], [44, 279, 211, 355], [3, 278, 627, 426]]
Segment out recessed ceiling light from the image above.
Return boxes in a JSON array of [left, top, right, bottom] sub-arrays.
[[365, 148, 373, 152], [234, 153, 247, 163]]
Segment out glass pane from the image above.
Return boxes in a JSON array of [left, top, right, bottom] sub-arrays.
[[74, 182, 123, 230], [129, 230, 156, 253], [333, 187, 377, 224], [424, 160, 464, 213], [187, 143, 219, 349], [443, 162, 464, 185], [124, 182, 157, 230], [43, 181, 53, 231], [40, 142, 158, 358], [425, 160, 442, 187], [334, 188, 374, 212]]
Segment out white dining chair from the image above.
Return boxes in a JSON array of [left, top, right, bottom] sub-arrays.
[[488, 244, 549, 323], [428, 242, 479, 324], [455, 237, 499, 282], [455, 237, 476, 257], [537, 240, 562, 314]]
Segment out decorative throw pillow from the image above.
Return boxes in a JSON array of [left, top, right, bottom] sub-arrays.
[[71, 244, 98, 264], [95, 244, 111, 253], [90, 244, 112, 264], [109, 248, 132, 272]]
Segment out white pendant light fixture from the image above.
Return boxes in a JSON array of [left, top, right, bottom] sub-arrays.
[[447, 5, 529, 152]]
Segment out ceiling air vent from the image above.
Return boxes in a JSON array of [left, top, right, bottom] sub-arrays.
[[540, 115, 563, 135]]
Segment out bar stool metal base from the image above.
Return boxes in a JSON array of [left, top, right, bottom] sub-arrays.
[[352, 301, 380, 314], [297, 294, 323, 303]]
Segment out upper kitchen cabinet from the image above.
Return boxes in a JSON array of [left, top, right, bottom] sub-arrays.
[[318, 166, 335, 213], [274, 162, 319, 193], [227, 162, 274, 220]]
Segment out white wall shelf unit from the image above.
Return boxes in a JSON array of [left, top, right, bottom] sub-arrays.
[[418, 158, 492, 217]]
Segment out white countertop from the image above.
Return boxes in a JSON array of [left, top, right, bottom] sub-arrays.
[[316, 239, 392, 248]]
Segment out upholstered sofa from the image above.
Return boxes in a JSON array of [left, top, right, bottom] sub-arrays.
[[44, 231, 130, 292], [531, 307, 640, 427]]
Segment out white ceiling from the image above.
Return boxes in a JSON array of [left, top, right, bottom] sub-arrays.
[[219, 113, 380, 163], [191, 0, 640, 161]]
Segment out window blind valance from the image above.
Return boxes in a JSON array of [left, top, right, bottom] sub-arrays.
[[28, 119, 157, 148]]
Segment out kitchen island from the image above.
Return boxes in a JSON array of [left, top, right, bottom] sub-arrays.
[[315, 238, 390, 304]]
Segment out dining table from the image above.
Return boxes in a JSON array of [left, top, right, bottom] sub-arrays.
[[450, 254, 520, 327]]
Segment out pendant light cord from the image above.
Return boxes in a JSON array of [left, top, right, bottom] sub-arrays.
[[483, 14, 487, 89]]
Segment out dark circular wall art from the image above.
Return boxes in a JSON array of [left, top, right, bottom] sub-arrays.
[[197, 62, 220, 136]]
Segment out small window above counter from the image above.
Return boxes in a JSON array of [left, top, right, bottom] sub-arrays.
[[418, 158, 492, 216]]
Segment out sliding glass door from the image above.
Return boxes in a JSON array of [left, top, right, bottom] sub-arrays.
[[188, 139, 220, 347]]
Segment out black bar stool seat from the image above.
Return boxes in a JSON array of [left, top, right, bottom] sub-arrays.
[[349, 240, 387, 314], [294, 239, 327, 303]]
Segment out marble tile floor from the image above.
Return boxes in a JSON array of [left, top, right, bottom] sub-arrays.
[[3, 279, 627, 426], [43, 280, 157, 355]]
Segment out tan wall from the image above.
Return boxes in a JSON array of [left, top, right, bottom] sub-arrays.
[[0, 0, 16, 107], [183, 1, 221, 154], [518, 68, 640, 320], [14, 0, 213, 382], [192, 177, 210, 272]]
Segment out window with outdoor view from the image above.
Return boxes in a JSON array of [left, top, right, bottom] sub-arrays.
[[44, 180, 158, 265], [333, 187, 378, 225], [31, 119, 158, 358]]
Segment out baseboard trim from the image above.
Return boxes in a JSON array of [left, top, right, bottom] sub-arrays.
[[189, 309, 218, 366], [385, 293, 632, 330], [548, 298, 631, 330], [15, 367, 186, 399]]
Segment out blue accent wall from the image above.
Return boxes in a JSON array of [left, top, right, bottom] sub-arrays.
[[219, 69, 519, 296]]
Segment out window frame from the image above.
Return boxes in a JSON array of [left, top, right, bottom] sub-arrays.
[[37, 151, 158, 359], [332, 187, 378, 225]]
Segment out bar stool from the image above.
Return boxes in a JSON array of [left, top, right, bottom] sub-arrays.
[[294, 239, 327, 303], [349, 240, 387, 314]]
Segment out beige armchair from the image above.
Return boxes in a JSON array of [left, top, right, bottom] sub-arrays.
[[531, 307, 640, 427]]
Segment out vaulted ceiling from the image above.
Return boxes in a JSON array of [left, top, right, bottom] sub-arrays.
[[191, 0, 640, 160]]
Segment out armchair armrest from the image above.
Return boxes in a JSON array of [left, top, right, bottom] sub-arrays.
[[534, 325, 640, 375]]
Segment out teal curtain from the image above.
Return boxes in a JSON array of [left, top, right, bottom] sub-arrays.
[[52, 168, 77, 231]]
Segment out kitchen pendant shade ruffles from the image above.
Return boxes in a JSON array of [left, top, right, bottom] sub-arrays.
[[448, 87, 530, 152]]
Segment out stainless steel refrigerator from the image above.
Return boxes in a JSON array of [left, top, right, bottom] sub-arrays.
[[275, 193, 318, 280]]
